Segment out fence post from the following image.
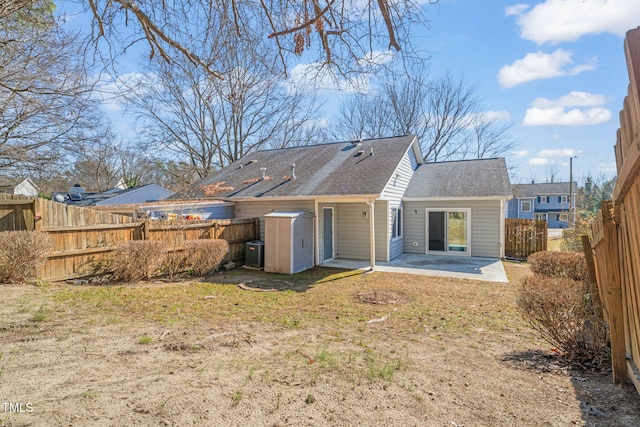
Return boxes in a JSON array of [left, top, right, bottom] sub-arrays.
[[581, 235, 598, 288], [601, 201, 627, 383], [210, 222, 221, 240], [33, 198, 42, 231], [141, 220, 149, 241]]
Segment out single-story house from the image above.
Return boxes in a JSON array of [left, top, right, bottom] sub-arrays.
[[175, 135, 512, 270], [507, 181, 577, 228], [403, 158, 512, 258], [0, 177, 39, 197], [140, 200, 235, 220], [53, 184, 174, 207]]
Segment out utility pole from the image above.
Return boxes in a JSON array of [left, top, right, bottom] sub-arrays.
[[569, 156, 576, 228]]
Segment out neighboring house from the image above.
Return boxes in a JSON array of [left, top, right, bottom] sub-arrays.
[[53, 184, 174, 207], [175, 135, 512, 271], [0, 177, 39, 197], [141, 200, 235, 220], [507, 182, 578, 228]]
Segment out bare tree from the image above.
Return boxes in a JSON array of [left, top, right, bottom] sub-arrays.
[[0, 1, 99, 173], [4, 1, 434, 77], [422, 73, 477, 161], [545, 162, 560, 183], [120, 37, 324, 178], [332, 70, 511, 162], [332, 93, 394, 141], [458, 114, 515, 160], [0, 0, 43, 19]]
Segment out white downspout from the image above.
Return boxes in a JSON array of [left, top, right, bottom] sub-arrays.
[[367, 199, 376, 271], [500, 199, 506, 258], [314, 198, 319, 266]]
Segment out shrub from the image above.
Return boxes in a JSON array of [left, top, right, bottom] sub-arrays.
[[518, 275, 609, 366], [528, 251, 588, 283], [0, 231, 53, 283], [184, 239, 229, 276], [110, 240, 167, 282], [164, 250, 187, 279], [561, 210, 595, 252]]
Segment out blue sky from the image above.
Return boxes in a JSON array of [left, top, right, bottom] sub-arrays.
[[58, 0, 637, 184], [424, 0, 638, 183]]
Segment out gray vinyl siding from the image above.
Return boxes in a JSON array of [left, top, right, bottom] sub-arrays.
[[389, 206, 403, 260], [234, 200, 315, 240], [403, 199, 503, 258], [334, 202, 389, 261], [381, 148, 417, 261], [381, 148, 417, 200], [375, 201, 388, 261]]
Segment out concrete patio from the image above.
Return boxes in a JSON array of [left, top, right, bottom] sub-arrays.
[[321, 253, 509, 283]]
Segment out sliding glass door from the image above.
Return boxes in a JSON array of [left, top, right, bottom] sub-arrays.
[[427, 209, 470, 255]]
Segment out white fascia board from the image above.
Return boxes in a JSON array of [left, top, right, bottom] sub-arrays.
[[402, 196, 510, 202], [226, 194, 381, 203], [410, 135, 424, 165]]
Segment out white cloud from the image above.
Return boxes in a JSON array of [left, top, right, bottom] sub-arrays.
[[532, 91, 608, 108], [539, 148, 578, 157], [522, 91, 612, 126], [597, 162, 618, 174], [94, 72, 160, 111], [512, 150, 529, 157], [285, 62, 370, 95], [505, 4, 529, 17], [523, 107, 611, 126], [478, 110, 512, 123], [529, 158, 550, 166], [357, 50, 395, 67], [511, 0, 640, 45], [497, 49, 595, 88]]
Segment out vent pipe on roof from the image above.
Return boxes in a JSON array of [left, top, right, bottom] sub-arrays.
[[290, 163, 296, 180], [370, 147, 374, 156], [260, 167, 267, 179]]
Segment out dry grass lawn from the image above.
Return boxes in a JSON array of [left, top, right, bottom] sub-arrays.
[[1, 263, 639, 426]]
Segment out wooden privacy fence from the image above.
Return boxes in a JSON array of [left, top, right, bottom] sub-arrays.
[[0, 193, 36, 230], [587, 27, 640, 395], [504, 218, 547, 259], [0, 194, 258, 282]]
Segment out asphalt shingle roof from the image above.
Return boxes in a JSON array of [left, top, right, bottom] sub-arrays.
[[0, 177, 32, 187], [403, 158, 512, 199], [512, 182, 578, 197], [178, 136, 418, 199]]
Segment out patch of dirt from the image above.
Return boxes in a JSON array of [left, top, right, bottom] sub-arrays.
[[354, 289, 414, 305], [1, 264, 639, 427]]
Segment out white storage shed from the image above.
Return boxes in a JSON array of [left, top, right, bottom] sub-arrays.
[[264, 212, 314, 274]]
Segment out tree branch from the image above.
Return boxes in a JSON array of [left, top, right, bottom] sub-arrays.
[[109, 0, 223, 79]]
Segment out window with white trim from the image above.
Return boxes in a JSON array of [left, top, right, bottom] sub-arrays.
[[559, 214, 568, 221], [561, 195, 568, 203], [391, 207, 402, 239], [540, 196, 548, 203], [521, 201, 531, 212]]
